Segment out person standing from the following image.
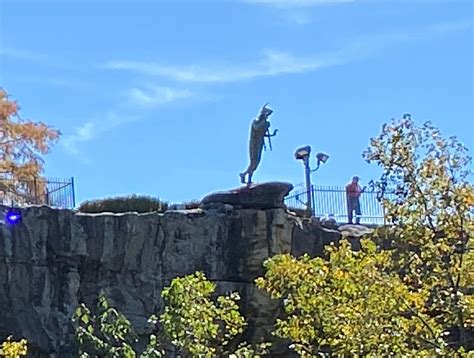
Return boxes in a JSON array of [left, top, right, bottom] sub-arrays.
[[346, 176, 364, 224]]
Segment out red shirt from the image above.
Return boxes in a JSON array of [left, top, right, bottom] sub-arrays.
[[346, 183, 362, 198]]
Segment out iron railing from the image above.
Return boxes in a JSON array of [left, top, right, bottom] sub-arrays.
[[285, 185, 395, 225], [0, 177, 76, 208]]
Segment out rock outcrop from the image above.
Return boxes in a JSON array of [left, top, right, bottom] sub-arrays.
[[201, 182, 293, 209], [0, 183, 372, 356]]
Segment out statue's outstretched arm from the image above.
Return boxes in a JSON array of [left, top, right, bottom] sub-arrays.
[[265, 129, 279, 138]]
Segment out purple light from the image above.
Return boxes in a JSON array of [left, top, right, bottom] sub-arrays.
[[5, 210, 22, 225]]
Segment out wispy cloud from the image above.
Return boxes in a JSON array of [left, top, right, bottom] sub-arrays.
[[68, 19, 470, 159], [104, 49, 341, 83], [103, 20, 471, 84], [62, 85, 195, 157], [61, 111, 140, 158], [126, 86, 193, 108]]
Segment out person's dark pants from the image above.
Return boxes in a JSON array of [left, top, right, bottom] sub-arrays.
[[347, 197, 361, 224]]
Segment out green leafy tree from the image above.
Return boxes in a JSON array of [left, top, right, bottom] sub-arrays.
[[74, 272, 267, 357], [160, 271, 268, 357], [363, 115, 474, 349], [256, 115, 473, 356], [73, 295, 163, 357], [256, 239, 447, 356]]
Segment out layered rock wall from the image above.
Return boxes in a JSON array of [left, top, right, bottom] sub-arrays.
[[0, 200, 358, 356]]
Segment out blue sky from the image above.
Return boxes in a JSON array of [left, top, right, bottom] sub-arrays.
[[1, 0, 472, 205]]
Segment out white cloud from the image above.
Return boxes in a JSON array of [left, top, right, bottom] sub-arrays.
[[104, 49, 341, 84], [61, 111, 139, 157], [66, 19, 470, 159], [127, 86, 193, 108], [61, 86, 194, 157], [76, 121, 95, 141], [103, 21, 471, 84], [61, 122, 96, 156]]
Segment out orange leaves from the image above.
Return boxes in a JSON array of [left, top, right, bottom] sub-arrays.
[[5, 121, 60, 154], [1, 88, 60, 203], [0, 89, 19, 121]]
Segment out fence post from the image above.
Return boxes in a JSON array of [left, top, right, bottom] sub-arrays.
[[71, 177, 76, 208]]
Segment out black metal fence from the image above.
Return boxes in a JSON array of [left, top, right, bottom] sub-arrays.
[[0, 177, 76, 208], [285, 185, 394, 225]]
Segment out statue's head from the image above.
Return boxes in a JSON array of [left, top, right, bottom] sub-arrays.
[[259, 103, 273, 120]]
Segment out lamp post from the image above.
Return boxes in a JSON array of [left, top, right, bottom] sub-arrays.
[[294, 146, 329, 215]]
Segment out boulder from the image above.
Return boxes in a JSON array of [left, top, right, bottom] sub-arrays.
[[338, 224, 375, 238], [200, 182, 293, 210]]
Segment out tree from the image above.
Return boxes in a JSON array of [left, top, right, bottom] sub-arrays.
[[256, 240, 447, 356], [0, 88, 60, 204], [73, 272, 267, 357], [256, 115, 473, 355], [160, 271, 267, 357], [73, 295, 163, 358], [363, 115, 473, 350], [0, 336, 28, 358]]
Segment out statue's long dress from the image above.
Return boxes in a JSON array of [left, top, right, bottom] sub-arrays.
[[247, 119, 270, 173]]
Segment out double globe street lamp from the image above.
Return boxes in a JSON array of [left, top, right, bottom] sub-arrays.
[[294, 145, 329, 215]]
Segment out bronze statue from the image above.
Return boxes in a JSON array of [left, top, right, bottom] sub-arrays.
[[239, 103, 278, 185]]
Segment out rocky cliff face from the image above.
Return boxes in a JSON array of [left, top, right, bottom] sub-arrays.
[[0, 183, 370, 356]]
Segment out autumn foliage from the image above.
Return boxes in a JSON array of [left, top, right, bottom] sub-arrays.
[[0, 88, 60, 203], [257, 115, 473, 355], [0, 336, 27, 358]]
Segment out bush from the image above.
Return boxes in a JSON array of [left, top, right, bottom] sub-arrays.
[[78, 195, 168, 214], [73, 272, 268, 357], [168, 199, 201, 211]]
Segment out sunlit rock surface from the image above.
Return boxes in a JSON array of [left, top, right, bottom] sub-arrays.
[[0, 184, 372, 356]]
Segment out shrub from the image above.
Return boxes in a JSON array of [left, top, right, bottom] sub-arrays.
[[78, 195, 168, 214], [0, 336, 28, 357], [73, 272, 268, 357], [168, 199, 201, 211]]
